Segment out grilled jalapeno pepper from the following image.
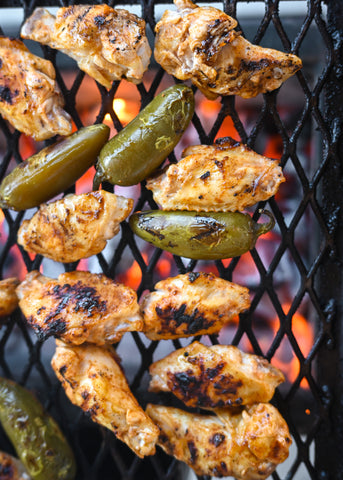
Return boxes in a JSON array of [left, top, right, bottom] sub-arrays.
[[0, 123, 110, 211], [94, 84, 194, 187], [129, 209, 275, 260], [0, 377, 76, 480]]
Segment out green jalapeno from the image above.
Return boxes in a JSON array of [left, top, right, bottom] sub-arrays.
[[0, 377, 76, 480], [129, 209, 275, 260], [0, 123, 110, 211], [94, 84, 194, 187]]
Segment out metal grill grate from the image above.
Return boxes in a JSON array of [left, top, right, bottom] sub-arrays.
[[0, 1, 342, 479]]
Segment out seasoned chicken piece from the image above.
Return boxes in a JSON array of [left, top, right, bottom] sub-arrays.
[[0, 451, 31, 480], [0, 277, 20, 317], [154, 0, 302, 99], [146, 403, 291, 480], [146, 137, 285, 212], [16, 270, 143, 345], [17, 190, 133, 263], [141, 272, 250, 340], [21, 5, 151, 88], [149, 341, 284, 407], [0, 37, 72, 141], [52, 341, 159, 457]]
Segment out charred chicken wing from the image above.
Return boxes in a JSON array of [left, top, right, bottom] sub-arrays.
[[149, 341, 284, 407], [0, 451, 31, 480], [0, 37, 72, 141], [0, 277, 20, 317], [52, 341, 159, 457], [154, 0, 302, 99], [146, 403, 291, 479], [21, 5, 151, 88], [16, 270, 143, 345], [146, 137, 285, 212], [141, 272, 250, 340], [17, 190, 133, 263]]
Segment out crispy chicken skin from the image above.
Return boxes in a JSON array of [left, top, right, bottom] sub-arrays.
[[16, 270, 143, 345], [52, 341, 159, 457], [0, 451, 31, 480], [146, 137, 285, 212], [149, 341, 284, 408], [17, 190, 133, 263], [146, 403, 291, 479], [0, 277, 20, 317], [141, 272, 250, 340], [154, 0, 302, 100], [21, 5, 151, 88], [0, 37, 71, 141]]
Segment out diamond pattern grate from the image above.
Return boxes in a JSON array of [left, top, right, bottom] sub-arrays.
[[0, 0, 342, 479]]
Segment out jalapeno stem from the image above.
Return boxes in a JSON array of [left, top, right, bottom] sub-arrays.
[[255, 209, 275, 237]]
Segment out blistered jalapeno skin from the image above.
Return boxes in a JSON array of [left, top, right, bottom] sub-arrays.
[[0, 377, 76, 480], [0, 123, 110, 211], [129, 210, 275, 260], [94, 84, 194, 187]]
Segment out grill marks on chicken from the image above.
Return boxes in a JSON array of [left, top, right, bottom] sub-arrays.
[[0, 37, 72, 141], [147, 403, 291, 480], [16, 270, 143, 345], [17, 190, 133, 263], [146, 137, 285, 212], [21, 5, 151, 88], [52, 342, 159, 457], [141, 272, 250, 340], [0, 277, 19, 318], [149, 341, 284, 408], [154, 0, 302, 99]]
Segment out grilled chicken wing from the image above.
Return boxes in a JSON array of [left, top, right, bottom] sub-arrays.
[[149, 341, 284, 408], [146, 137, 285, 212], [154, 0, 302, 99], [0, 277, 19, 317], [0, 451, 31, 480], [52, 341, 159, 457], [16, 270, 143, 345], [17, 190, 133, 263], [146, 403, 291, 480], [141, 272, 250, 340], [0, 37, 71, 141], [21, 5, 151, 88]]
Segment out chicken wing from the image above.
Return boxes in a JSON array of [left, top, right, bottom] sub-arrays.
[[146, 403, 291, 479], [146, 137, 285, 212], [21, 5, 151, 88], [154, 0, 302, 99], [52, 341, 159, 457], [141, 272, 250, 340], [0, 37, 72, 141], [0, 451, 31, 480], [16, 270, 143, 345], [149, 341, 284, 407], [0, 277, 19, 318], [17, 190, 133, 263]]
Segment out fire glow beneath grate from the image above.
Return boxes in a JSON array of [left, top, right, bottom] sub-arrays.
[[0, 1, 341, 479]]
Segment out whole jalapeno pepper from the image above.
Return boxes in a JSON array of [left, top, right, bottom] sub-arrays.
[[129, 209, 275, 260], [0, 123, 110, 211], [93, 84, 194, 187], [0, 377, 76, 480]]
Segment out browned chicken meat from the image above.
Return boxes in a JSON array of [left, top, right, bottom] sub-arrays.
[[0, 37, 72, 141], [0, 277, 20, 317], [154, 0, 302, 99], [16, 270, 143, 345], [141, 272, 250, 340], [0, 451, 31, 480], [146, 403, 291, 479], [146, 137, 285, 212], [21, 5, 151, 88], [52, 341, 159, 457], [149, 341, 284, 408], [17, 190, 133, 263]]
